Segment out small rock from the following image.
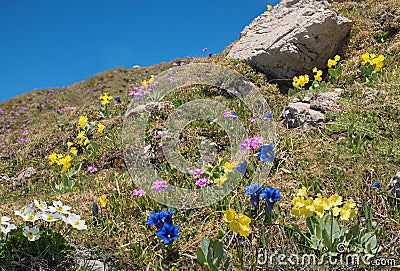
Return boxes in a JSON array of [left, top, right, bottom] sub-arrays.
[[387, 171, 400, 198], [303, 93, 316, 103], [280, 102, 324, 130], [76, 259, 107, 271], [309, 89, 342, 113]]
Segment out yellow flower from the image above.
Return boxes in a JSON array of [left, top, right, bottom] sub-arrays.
[[48, 153, 58, 165], [83, 138, 90, 146], [97, 123, 105, 133], [313, 67, 323, 81], [223, 161, 239, 172], [297, 74, 309, 87], [296, 187, 308, 198], [214, 175, 227, 186], [142, 80, 148, 89], [328, 194, 342, 207], [267, 4, 273, 11], [77, 131, 86, 140], [70, 147, 78, 155], [67, 141, 73, 149], [100, 93, 113, 105], [327, 59, 337, 68], [292, 76, 300, 87], [334, 55, 340, 61], [223, 209, 251, 237], [264, 11, 270, 15], [97, 195, 108, 208], [223, 209, 236, 223], [78, 116, 88, 129], [332, 206, 341, 217], [148, 75, 155, 85]]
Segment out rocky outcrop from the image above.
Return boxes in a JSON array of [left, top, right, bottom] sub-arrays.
[[280, 89, 342, 130], [227, 0, 351, 79]]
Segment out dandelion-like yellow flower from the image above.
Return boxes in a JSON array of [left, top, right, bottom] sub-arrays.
[[267, 4, 273, 11], [78, 116, 88, 129], [97, 195, 108, 208], [97, 123, 105, 133], [48, 153, 58, 165], [70, 147, 78, 155], [100, 93, 113, 105]]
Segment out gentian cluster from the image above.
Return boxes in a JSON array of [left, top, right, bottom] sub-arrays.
[[146, 210, 179, 245], [244, 184, 282, 212]]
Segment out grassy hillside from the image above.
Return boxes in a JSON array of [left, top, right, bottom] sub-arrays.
[[0, 0, 399, 270]]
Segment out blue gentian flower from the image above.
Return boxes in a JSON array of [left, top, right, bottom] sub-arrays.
[[156, 223, 179, 245], [258, 144, 275, 163], [146, 210, 174, 230], [260, 186, 282, 213], [114, 96, 121, 103], [372, 182, 381, 189], [164, 210, 175, 224], [245, 184, 263, 207], [233, 162, 247, 176], [264, 112, 273, 119]]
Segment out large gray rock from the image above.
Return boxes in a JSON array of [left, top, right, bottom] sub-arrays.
[[227, 0, 351, 79]]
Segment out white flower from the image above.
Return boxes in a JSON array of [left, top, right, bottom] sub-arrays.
[[34, 200, 48, 211], [14, 204, 33, 217], [0, 212, 11, 225], [62, 214, 87, 230], [23, 226, 40, 241], [40, 212, 61, 222], [22, 210, 40, 223], [48, 201, 71, 214], [0, 223, 17, 234]]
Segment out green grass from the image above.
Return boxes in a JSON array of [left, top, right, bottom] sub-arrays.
[[0, 0, 400, 270]]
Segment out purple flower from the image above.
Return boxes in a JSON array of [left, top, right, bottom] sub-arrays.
[[202, 47, 207, 52], [0, 109, 3, 113], [195, 178, 210, 187], [22, 130, 29, 135], [87, 166, 97, 173], [20, 138, 28, 143], [6, 130, 11, 134], [168, 76, 174, 82], [179, 61, 184, 66], [114, 96, 121, 103], [260, 186, 281, 213], [223, 111, 238, 118], [151, 180, 168, 192], [240, 136, 264, 152], [193, 168, 205, 179], [132, 188, 146, 197], [249, 118, 257, 123]]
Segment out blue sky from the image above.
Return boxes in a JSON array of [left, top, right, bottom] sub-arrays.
[[0, 0, 279, 102]]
